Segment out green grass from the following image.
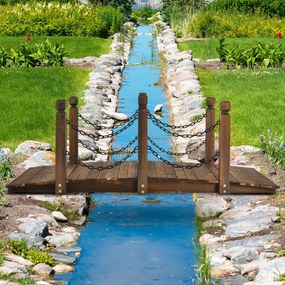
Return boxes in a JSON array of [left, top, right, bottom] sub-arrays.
[[178, 38, 284, 60], [196, 68, 285, 146], [0, 36, 112, 58], [0, 67, 90, 150]]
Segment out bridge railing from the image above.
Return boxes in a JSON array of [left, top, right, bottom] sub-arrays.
[[55, 93, 230, 195]]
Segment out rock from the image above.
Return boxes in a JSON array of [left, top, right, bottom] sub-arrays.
[[53, 263, 74, 273], [72, 216, 86, 226], [154, 104, 163, 113], [196, 196, 229, 218], [29, 214, 59, 228], [45, 233, 78, 247], [50, 253, 76, 265], [17, 217, 49, 237], [224, 247, 259, 265], [62, 226, 78, 234], [5, 254, 33, 267], [35, 281, 52, 285], [211, 260, 239, 278], [19, 151, 55, 170], [0, 261, 28, 275], [2, 148, 13, 159], [0, 281, 18, 285], [32, 263, 54, 276], [102, 109, 128, 121], [219, 206, 252, 220], [14, 141, 52, 156], [8, 233, 46, 250], [51, 211, 68, 223], [55, 246, 82, 253]]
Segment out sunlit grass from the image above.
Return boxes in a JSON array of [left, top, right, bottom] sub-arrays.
[[196, 68, 285, 146], [0, 36, 111, 58]]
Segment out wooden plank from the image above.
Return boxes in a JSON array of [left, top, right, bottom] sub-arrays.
[[148, 161, 157, 179], [229, 166, 256, 187], [230, 184, 276, 194], [155, 162, 167, 179], [173, 165, 188, 180], [106, 161, 120, 181], [118, 162, 129, 179], [27, 166, 55, 185], [192, 165, 218, 183], [164, 164, 177, 179], [128, 161, 137, 179], [87, 162, 103, 180], [8, 166, 45, 188], [77, 166, 92, 181], [181, 164, 199, 182], [68, 165, 86, 181], [97, 161, 113, 180], [213, 165, 239, 184]]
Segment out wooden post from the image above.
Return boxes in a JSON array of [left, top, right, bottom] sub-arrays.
[[55, 100, 67, 195], [138, 93, 148, 195], [205, 97, 216, 168], [218, 101, 231, 195], [69, 96, 78, 165]]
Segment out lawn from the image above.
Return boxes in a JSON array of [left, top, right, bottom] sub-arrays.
[[178, 38, 284, 60], [0, 67, 90, 150], [196, 68, 285, 147], [0, 36, 112, 58]]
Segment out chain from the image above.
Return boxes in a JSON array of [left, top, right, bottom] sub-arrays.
[[148, 145, 219, 169], [78, 110, 138, 130], [148, 111, 206, 129], [66, 115, 138, 140], [66, 146, 138, 170], [148, 137, 206, 157], [78, 136, 138, 155]]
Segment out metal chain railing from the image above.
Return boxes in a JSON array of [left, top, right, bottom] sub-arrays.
[[78, 136, 138, 155], [148, 111, 206, 129], [148, 137, 206, 157], [148, 145, 219, 169], [66, 146, 138, 170], [78, 110, 138, 130]]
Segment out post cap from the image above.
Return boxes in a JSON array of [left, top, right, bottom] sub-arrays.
[[138, 93, 148, 106], [220, 101, 231, 113], [69, 96, 78, 107], [206, 97, 216, 108], [56, 100, 66, 111]]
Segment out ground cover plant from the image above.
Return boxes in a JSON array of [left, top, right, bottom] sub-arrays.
[[0, 36, 111, 58], [195, 68, 285, 146], [0, 67, 89, 150]]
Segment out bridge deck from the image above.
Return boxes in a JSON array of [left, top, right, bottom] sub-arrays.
[[7, 161, 278, 194]]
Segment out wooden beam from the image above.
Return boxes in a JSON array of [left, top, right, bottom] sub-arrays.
[[69, 96, 78, 165], [137, 93, 148, 194]]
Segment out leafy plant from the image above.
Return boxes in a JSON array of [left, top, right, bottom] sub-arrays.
[[0, 160, 13, 182], [260, 129, 285, 169]]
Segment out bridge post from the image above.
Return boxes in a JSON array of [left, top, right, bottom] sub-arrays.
[[69, 96, 78, 165], [55, 100, 67, 195], [138, 93, 148, 195], [218, 101, 231, 195], [205, 97, 216, 167]]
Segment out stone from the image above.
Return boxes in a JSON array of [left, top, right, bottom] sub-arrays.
[[0, 261, 28, 275], [72, 216, 86, 226], [45, 233, 78, 247], [35, 281, 52, 285], [219, 206, 252, 220], [19, 151, 55, 170], [196, 196, 229, 218], [154, 104, 163, 113], [102, 109, 128, 121], [2, 148, 13, 159], [53, 263, 74, 273], [29, 214, 59, 228], [5, 254, 34, 267], [8, 233, 46, 250], [55, 246, 82, 253], [51, 211, 68, 223], [211, 260, 239, 278], [17, 217, 49, 237], [14, 141, 52, 156], [32, 263, 54, 276], [0, 281, 18, 285], [50, 253, 76, 265], [224, 247, 259, 265]]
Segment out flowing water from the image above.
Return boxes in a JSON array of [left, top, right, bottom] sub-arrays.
[[56, 25, 198, 285]]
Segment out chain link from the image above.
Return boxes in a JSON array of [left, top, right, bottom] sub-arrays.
[[148, 137, 206, 157], [78, 136, 138, 155], [66, 146, 138, 170], [78, 110, 138, 130], [148, 111, 206, 129], [148, 145, 219, 169]]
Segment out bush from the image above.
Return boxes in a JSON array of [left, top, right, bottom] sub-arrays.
[[0, 3, 124, 37]]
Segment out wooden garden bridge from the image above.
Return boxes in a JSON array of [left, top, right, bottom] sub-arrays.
[[8, 93, 278, 195]]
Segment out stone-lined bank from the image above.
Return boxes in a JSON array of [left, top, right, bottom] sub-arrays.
[[154, 22, 284, 285]]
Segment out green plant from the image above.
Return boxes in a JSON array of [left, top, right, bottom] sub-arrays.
[[0, 158, 13, 182], [260, 129, 285, 169], [17, 276, 35, 285]]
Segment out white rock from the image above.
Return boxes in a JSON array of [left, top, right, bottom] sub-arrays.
[[45, 233, 78, 246], [5, 254, 33, 267], [102, 109, 129, 121], [52, 211, 68, 223], [53, 263, 74, 273], [0, 261, 28, 275], [15, 141, 52, 156], [196, 196, 229, 218], [32, 263, 54, 276], [18, 151, 55, 170]]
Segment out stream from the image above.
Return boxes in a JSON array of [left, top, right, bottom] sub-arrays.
[[56, 25, 198, 285]]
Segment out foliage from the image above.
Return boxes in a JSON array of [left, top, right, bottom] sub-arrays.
[[196, 68, 285, 146], [7, 239, 55, 266], [186, 10, 285, 38], [0, 3, 123, 38], [217, 38, 285, 68], [0, 148, 13, 182], [260, 129, 285, 170], [0, 67, 89, 150], [131, 6, 159, 24]]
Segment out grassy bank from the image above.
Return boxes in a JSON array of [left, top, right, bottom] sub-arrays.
[[196, 68, 285, 146], [0, 67, 90, 150], [0, 36, 112, 58]]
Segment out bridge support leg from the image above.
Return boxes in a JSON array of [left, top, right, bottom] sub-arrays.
[[218, 101, 231, 195], [138, 93, 148, 195], [69, 96, 78, 165], [205, 97, 216, 167], [55, 100, 67, 195]]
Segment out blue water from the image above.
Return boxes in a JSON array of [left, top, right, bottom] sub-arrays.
[[56, 25, 198, 285]]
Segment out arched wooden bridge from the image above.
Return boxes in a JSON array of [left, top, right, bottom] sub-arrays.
[[8, 93, 278, 195]]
